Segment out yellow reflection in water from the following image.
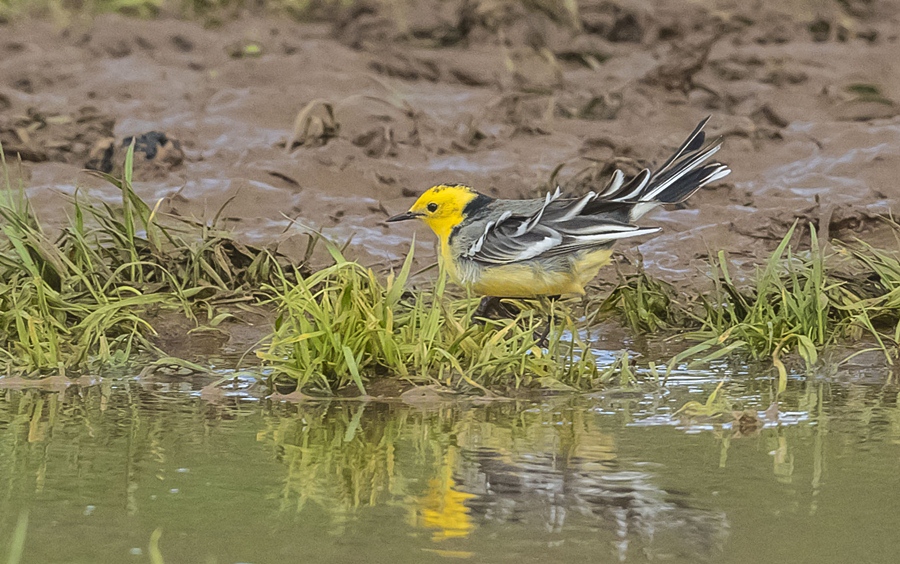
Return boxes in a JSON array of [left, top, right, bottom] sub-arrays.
[[414, 446, 475, 541]]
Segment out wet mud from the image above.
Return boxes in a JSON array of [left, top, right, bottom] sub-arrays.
[[1, 0, 898, 287]]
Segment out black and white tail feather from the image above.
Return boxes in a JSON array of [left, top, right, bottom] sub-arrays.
[[462, 117, 730, 265]]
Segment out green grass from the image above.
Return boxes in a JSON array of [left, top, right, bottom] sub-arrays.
[[589, 221, 900, 388], [691, 222, 900, 375], [0, 143, 292, 375], [585, 256, 685, 333], [844, 223, 900, 344], [257, 242, 601, 394], [687, 223, 838, 373]]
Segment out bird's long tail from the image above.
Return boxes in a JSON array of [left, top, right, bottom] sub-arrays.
[[596, 116, 731, 221]]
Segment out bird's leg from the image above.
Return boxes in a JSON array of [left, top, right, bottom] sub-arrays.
[[472, 296, 520, 324], [546, 295, 561, 325], [472, 296, 499, 325], [534, 295, 562, 347]]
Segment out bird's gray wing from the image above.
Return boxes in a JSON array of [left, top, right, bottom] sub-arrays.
[[460, 118, 730, 266], [461, 188, 658, 266]]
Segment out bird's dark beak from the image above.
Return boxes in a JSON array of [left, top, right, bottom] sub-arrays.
[[386, 211, 423, 223]]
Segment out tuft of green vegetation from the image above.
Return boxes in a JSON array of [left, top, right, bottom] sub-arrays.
[[686, 221, 900, 381], [587, 221, 900, 386], [845, 223, 900, 344], [0, 143, 292, 376], [586, 257, 684, 333], [257, 243, 601, 394], [845, 83, 894, 106], [688, 223, 839, 370]]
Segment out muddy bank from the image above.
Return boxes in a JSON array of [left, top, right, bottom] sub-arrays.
[[0, 0, 898, 289]]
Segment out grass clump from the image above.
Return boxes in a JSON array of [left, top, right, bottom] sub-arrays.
[[689, 223, 839, 367], [844, 224, 900, 345], [592, 221, 900, 383], [690, 221, 900, 377], [0, 144, 290, 376], [258, 244, 600, 394], [586, 257, 684, 333], [0, 150, 163, 373]]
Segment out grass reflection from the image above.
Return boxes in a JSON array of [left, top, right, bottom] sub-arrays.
[[258, 401, 625, 541]]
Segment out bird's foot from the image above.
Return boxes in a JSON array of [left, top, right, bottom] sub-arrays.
[[471, 296, 520, 324]]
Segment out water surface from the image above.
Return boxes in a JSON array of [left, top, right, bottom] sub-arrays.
[[1, 372, 899, 563]]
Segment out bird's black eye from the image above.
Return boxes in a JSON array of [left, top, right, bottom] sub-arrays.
[[427, 203, 438, 213]]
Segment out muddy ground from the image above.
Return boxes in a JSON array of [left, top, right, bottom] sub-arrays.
[[1, 1, 898, 299]]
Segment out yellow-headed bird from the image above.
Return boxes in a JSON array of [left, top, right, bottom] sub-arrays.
[[387, 117, 730, 316]]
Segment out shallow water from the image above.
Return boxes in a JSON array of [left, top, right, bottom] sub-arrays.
[[2, 369, 899, 564]]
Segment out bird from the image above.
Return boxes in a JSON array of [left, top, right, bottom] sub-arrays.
[[386, 117, 731, 319]]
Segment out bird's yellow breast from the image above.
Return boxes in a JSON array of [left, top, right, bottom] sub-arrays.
[[472, 264, 579, 297], [442, 244, 613, 298]]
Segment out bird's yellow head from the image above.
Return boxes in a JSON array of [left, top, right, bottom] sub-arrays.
[[386, 184, 487, 239]]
